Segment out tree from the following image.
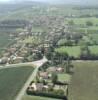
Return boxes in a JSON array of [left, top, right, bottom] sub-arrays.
[[80, 45, 91, 59], [86, 21, 93, 26], [51, 73, 58, 84], [68, 20, 74, 25], [63, 57, 73, 73]]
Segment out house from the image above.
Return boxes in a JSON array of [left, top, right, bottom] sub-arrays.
[[0, 57, 8, 64], [54, 84, 68, 96], [31, 83, 43, 91], [3, 52, 10, 57], [56, 67, 64, 73], [39, 72, 49, 79], [28, 82, 49, 91], [12, 56, 24, 63], [47, 67, 57, 73], [8, 48, 16, 54], [47, 67, 64, 73]]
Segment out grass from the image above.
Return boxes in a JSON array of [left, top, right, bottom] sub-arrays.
[[69, 61, 98, 100], [66, 17, 98, 25], [89, 46, 98, 55], [66, 17, 98, 33], [55, 46, 98, 57], [22, 94, 61, 100], [55, 46, 81, 58], [32, 27, 44, 32], [0, 32, 15, 55], [58, 73, 71, 83], [0, 32, 11, 48], [0, 66, 34, 100], [89, 34, 98, 43]]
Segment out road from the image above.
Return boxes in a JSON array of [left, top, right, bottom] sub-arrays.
[[15, 56, 48, 100], [0, 56, 48, 69]]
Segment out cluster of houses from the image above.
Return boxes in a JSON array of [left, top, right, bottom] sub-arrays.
[[27, 65, 69, 97], [0, 14, 68, 66]]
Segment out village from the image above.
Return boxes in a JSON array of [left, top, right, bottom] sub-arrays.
[[0, 1, 98, 100], [0, 14, 72, 100], [0, 14, 68, 65]]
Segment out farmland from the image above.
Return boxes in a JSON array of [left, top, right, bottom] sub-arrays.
[[66, 17, 98, 25], [22, 94, 61, 100], [55, 46, 98, 58], [0, 32, 14, 55], [0, 66, 34, 100], [0, 32, 11, 47], [55, 46, 81, 58], [69, 61, 98, 100], [66, 17, 98, 34]]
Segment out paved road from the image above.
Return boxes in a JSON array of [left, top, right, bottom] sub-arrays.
[[15, 56, 48, 100], [0, 56, 48, 70], [0, 62, 34, 70]]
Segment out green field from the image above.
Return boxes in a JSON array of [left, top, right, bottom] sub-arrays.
[[58, 73, 71, 83], [69, 61, 98, 100], [66, 17, 98, 33], [55, 46, 81, 57], [0, 32, 11, 47], [89, 33, 98, 43], [0, 66, 34, 100], [55, 46, 98, 57], [0, 32, 14, 54], [22, 94, 61, 100], [66, 17, 98, 25]]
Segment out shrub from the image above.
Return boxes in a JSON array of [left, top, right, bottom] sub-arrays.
[[26, 90, 67, 100]]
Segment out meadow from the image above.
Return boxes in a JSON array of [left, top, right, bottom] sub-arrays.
[[0, 66, 34, 100], [0, 32, 11, 47], [22, 94, 61, 100], [66, 17, 98, 25], [0, 32, 15, 55], [55, 46, 98, 58], [69, 61, 98, 100]]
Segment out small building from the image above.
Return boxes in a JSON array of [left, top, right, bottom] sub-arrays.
[[47, 67, 64, 73], [31, 83, 43, 91], [47, 67, 57, 73], [12, 56, 24, 63], [0, 57, 8, 64], [39, 72, 49, 79], [56, 67, 64, 73], [28, 83, 49, 91]]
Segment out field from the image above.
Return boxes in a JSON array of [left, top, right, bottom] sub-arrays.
[[69, 61, 98, 100], [89, 33, 98, 43], [0, 32, 11, 47], [0, 66, 34, 100], [55, 46, 98, 57], [55, 46, 81, 57], [66, 17, 98, 33], [0, 32, 14, 54], [22, 94, 61, 100], [66, 17, 98, 25], [58, 73, 71, 83]]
